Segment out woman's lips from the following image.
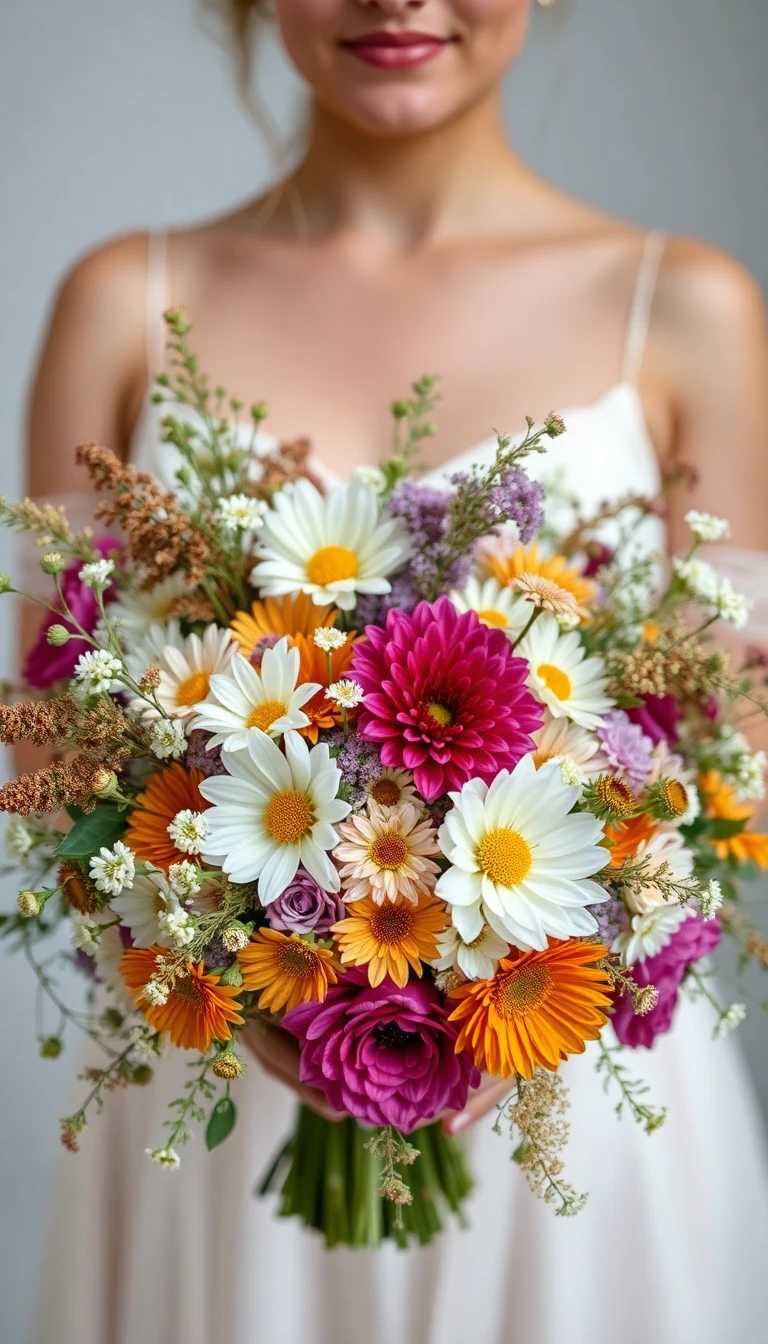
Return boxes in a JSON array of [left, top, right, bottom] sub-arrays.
[[341, 31, 451, 70]]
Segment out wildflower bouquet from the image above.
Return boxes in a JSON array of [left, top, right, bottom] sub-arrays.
[[2, 312, 767, 1246]]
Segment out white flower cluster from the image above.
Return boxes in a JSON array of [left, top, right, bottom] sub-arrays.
[[5, 816, 32, 864], [89, 841, 136, 896], [672, 557, 750, 627], [156, 905, 195, 948], [74, 649, 123, 696], [149, 718, 187, 761], [326, 679, 365, 709], [146, 1146, 181, 1169], [684, 510, 730, 543], [215, 494, 268, 534], [698, 879, 724, 920], [167, 810, 209, 855], [168, 860, 202, 900], [78, 558, 115, 591], [70, 911, 100, 952], [714, 1003, 747, 1039], [313, 627, 348, 653]]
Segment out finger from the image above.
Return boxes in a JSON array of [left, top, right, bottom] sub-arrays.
[[441, 1077, 514, 1137], [242, 1024, 345, 1122]]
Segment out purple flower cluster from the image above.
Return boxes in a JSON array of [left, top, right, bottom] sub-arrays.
[[186, 730, 228, 777], [265, 867, 345, 935], [588, 888, 628, 947], [595, 710, 655, 791], [249, 633, 282, 669], [388, 482, 472, 597], [612, 912, 722, 1049], [328, 731, 382, 809], [284, 972, 480, 1132], [486, 466, 545, 544], [354, 572, 421, 628]]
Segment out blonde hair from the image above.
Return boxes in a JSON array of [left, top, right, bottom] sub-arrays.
[[202, 0, 265, 103]]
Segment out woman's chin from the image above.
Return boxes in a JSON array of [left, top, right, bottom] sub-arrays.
[[316, 85, 471, 138]]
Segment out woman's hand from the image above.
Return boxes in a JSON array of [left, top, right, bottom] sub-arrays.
[[242, 1018, 512, 1134]]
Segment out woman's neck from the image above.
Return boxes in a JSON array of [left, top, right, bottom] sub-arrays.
[[284, 91, 535, 247]]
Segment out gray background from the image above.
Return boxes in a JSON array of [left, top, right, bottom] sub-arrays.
[[1, 1, 767, 1341]]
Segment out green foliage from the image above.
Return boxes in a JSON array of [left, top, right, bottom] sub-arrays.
[[57, 806, 125, 859], [205, 1096, 237, 1150]]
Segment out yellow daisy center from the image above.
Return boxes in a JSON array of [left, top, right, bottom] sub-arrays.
[[369, 903, 415, 946], [477, 607, 508, 628], [537, 663, 572, 701], [247, 699, 289, 732], [492, 963, 553, 1019], [596, 775, 636, 818], [662, 779, 689, 817], [276, 938, 322, 980], [369, 778, 402, 808], [264, 790, 313, 845], [477, 828, 533, 888], [370, 832, 409, 871], [426, 701, 452, 727], [306, 545, 359, 588], [175, 670, 211, 708]]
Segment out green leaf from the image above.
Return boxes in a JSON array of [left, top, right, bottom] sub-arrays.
[[707, 818, 747, 840], [57, 806, 126, 859], [205, 1097, 236, 1151], [613, 695, 646, 709], [218, 962, 243, 988]]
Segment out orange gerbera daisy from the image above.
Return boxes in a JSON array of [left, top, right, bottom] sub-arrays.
[[448, 939, 611, 1080], [293, 631, 359, 741], [699, 770, 768, 868], [332, 892, 449, 988], [120, 947, 244, 1051], [230, 594, 337, 658], [484, 543, 596, 610], [126, 763, 210, 872], [605, 812, 657, 868], [238, 929, 339, 1013]]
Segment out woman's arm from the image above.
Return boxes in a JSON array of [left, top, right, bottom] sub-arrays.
[[18, 234, 148, 770], [653, 238, 768, 553]]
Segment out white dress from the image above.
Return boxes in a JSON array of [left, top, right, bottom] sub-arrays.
[[32, 234, 768, 1344]]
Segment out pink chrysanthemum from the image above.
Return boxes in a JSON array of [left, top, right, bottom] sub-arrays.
[[351, 597, 543, 800]]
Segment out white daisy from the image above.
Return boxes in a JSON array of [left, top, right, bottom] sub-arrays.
[[435, 754, 608, 951], [432, 924, 510, 981], [449, 575, 530, 639], [517, 614, 614, 730], [111, 868, 182, 948], [167, 810, 209, 855], [104, 574, 196, 643], [191, 639, 320, 750], [93, 925, 136, 1013], [154, 625, 236, 722], [123, 619, 185, 687], [199, 729, 351, 899], [531, 711, 601, 780], [149, 719, 187, 760], [251, 477, 411, 611], [621, 828, 695, 915], [365, 766, 417, 814], [613, 903, 689, 964]]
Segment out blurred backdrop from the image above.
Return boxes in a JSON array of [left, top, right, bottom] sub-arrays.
[[2, 1, 767, 1340]]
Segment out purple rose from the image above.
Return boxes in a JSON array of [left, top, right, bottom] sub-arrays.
[[628, 694, 682, 747], [24, 537, 121, 689], [612, 912, 722, 1049], [283, 973, 481, 1133], [266, 867, 345, 935]]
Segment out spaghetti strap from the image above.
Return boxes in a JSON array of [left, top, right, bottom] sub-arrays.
[[145, 231, 168, 383], [622, 230, 666, 388]]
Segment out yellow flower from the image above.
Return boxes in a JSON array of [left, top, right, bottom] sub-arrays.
[[485, 543, 596, 610], [332, 892, 449, 988], [238, 929, 339, 1013], [699, 770, 768, 868]]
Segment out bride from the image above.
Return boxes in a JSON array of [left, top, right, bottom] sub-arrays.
[[27, 2, 768, 1341]]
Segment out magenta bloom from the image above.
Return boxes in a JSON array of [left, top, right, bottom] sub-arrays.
[[23, 537, 121, 689], [266, 867, 345, 935], [612, 912, 722, 1049], [628, 694, 681, 747], [283, 973, 481, 1132], [351, 597, 543, 801]]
